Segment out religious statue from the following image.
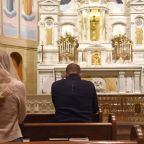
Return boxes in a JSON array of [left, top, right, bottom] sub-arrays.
[[90, 15, 99, 41], [92, 51, 101, 65], [136, 28, 143, 44]]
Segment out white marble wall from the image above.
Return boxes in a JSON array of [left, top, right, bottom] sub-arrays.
[[37, 65, 143, 95], [37, 0, 144, 96]]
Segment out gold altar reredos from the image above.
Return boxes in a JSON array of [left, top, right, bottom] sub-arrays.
[[37, 0, 144, 96]]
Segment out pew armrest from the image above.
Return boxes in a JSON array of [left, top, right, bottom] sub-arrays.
[[108, 113, 117, 140], [130, 125, 144, 144]]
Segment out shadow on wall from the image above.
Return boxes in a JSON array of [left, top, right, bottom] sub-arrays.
[[10, 52, 23, 81]]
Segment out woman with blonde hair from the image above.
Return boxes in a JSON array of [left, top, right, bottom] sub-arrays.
[[0, 49, 26, 142]]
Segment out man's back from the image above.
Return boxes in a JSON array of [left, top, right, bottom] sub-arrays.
[[52, 74, 99, 122]]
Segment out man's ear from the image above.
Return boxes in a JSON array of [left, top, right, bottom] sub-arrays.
[[66, 73, 69, 78]]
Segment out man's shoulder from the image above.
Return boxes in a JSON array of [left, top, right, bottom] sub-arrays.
[[81, 79, 94, 86], [52, 79, 65, 86]]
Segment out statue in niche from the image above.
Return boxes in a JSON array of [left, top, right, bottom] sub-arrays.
[[92, 51, 101, 65], [136, 28, 143, 44], [90, 15, 99, 41], [135, 18, 143, 44]]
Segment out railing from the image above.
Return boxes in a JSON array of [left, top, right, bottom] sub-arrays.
[[98, 94, 144, 122], [26, 94, 144, 122]]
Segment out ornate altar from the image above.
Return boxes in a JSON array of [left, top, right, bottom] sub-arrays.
[[36, 0, 144, 123]]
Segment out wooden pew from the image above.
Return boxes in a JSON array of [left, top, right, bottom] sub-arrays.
[[0, 140, 139, 144], [23, 113, 102, 123], [23, 114, 56, 123], [23, 108, 102, 123], [20, 113, 116, 141], [130, 125, 144, 144]]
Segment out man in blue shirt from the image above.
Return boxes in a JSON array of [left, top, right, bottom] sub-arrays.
[[51, 63, 99, 122]]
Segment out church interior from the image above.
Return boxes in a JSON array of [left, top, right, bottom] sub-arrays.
[[0, 0, 144, 142]]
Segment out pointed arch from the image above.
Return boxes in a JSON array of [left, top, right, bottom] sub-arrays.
[[112, 22, 126, 36], [10, 52, 23, 80]]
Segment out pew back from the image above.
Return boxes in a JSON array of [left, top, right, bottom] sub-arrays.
[[0, 140, 138, 144], [23, 111, 102, 123], [21, 113, 116, 141]]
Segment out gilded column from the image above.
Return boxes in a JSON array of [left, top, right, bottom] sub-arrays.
[[23, 0, 32, 16]]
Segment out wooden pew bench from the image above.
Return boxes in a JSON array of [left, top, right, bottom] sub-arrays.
[[23, 109, 102, 123], [0, 140, 139, 144], [23, 114, 56, 123], [21, 113, 116, 141]]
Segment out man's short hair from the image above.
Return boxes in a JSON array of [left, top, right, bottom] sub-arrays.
[[66, 63, 81, 75]]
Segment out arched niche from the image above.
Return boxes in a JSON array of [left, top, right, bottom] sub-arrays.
[[45, 17, 54, 45], [10, 52, 23, 80], [134, 16, 144, 44], [61, 23, 76, 36], [112, 23, 126, 36]]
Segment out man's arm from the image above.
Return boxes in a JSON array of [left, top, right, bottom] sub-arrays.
[[51, 83, 56, 106], [91, 84, 99, 113]]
